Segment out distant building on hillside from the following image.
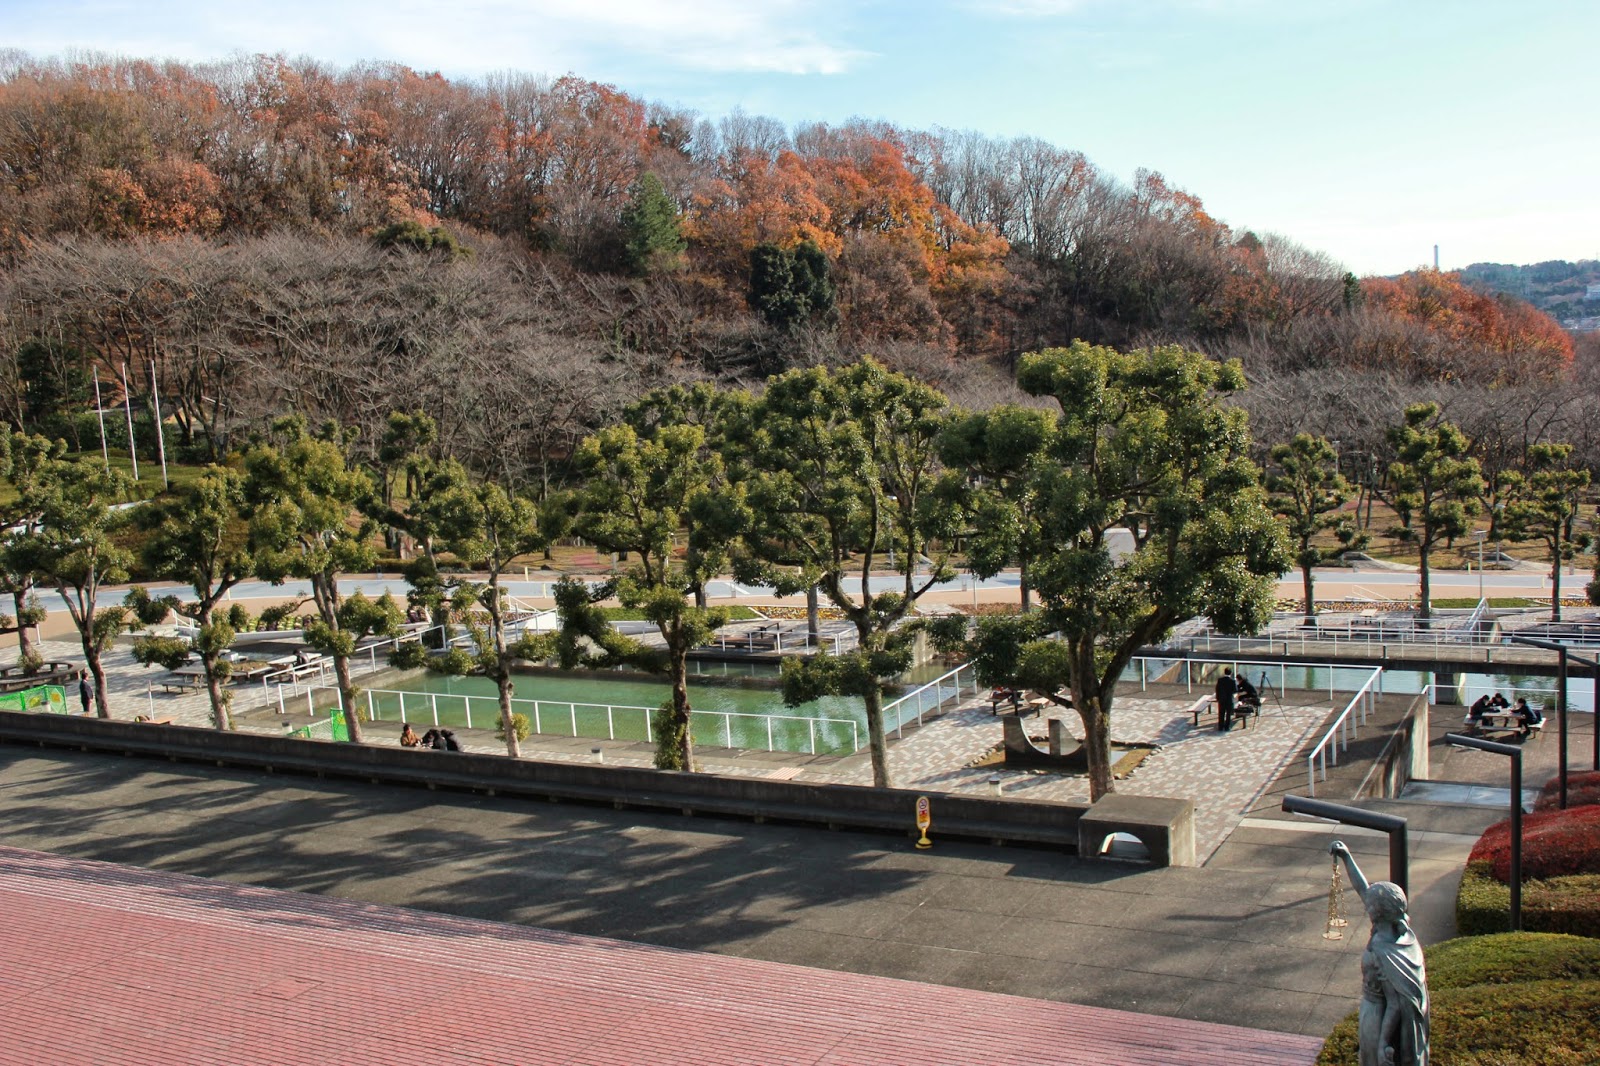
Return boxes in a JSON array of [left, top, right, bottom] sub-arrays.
[[1586, 282, 1600, 301]]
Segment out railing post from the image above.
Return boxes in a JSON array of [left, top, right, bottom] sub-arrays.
[[607, 705, 615, 740], [367, 690, 375, 722], [809, 719, 816, 754], [767, 716, 774, 751], [725, 715, 733, 749], [463, 695, 472, 729], [570, 704, 577, 736], [431, 693, 439, 725]]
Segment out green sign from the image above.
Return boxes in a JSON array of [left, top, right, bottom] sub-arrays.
[[0, 684, 67, 714]]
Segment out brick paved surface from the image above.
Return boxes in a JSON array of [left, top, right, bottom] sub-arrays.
[[0, 846, 1323, 1065]]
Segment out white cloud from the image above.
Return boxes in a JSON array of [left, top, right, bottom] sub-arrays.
[[5, 0, 870, 78]]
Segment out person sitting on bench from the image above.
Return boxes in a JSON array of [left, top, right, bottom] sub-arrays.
[[1514, 698, 1542, 736], [1466, 694, 1492, 724], [1236, 674, 1261, 715], [990, 686, 1023, 714]]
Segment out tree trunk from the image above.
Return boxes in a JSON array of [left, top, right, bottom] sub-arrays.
[[1020, 566, 1032, 613], [863, 682, 890, 788], [1417, 544, 1432, 623], [1551, 553, 1563, 623], [670, 639, 695, 771], [84, 647, 110, 719], [1078, 694, 1113, 802], [488, 578, 521, 758], [333, 653, 362, 743], [203, 659, 231, 731], [12, 589, 35, 666], [1302, 562, 1316, 626], [806, 584, 820, 643]]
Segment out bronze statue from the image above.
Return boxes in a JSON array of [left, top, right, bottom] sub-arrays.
[[1330, 841, 1429, 1066]]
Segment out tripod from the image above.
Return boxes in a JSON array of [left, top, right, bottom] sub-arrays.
[[1254, 670, 1285, 715]]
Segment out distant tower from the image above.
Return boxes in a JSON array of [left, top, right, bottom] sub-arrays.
[[1433, 245, 1439, 270]]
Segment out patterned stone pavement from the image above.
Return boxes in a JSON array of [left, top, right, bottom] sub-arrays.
[[798, 686, 1337, 862]]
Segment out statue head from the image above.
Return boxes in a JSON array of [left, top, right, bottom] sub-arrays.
[[1365, 880, 1409, 925]]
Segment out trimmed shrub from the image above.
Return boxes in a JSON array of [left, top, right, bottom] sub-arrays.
[[1316, 934, 1600, 1066], [1457, 861, 1600, 938], [1427, 931, 1600, 989], [494, 712, 531, 743], [1534, 770, 1600, 812], [1468, 805, 1600, 882]]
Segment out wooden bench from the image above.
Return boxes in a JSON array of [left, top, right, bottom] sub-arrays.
[[1188, 694, 1256, 730], [134, 716, 175, 726]]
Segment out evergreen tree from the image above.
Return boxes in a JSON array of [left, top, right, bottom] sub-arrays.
[[620, 173, 686, 276]]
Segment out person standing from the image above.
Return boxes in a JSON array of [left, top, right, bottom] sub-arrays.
[[77, 670, 93, 716], [1215, 667, 1238, 731]]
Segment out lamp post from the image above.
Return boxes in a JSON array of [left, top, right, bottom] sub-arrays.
[[1568, 650, 1600, 775], [1445, 732, 1522, 930], [1508, 634, 1570, 808], [1282, 795, 1409, 896]]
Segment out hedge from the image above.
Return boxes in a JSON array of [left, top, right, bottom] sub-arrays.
[[1316, 933, 1600, 1066], [1467, 805, 1600, 882], [1457, 862, 1600, 938], [1534, 770, 1600, 812]]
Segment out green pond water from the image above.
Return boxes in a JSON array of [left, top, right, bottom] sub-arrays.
[[336, 667, 878, 755]]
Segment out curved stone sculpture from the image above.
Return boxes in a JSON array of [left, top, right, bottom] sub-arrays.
[[1002, 715, 1089, 770]]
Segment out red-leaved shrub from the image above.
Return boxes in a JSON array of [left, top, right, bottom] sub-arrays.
[[1534, 770, 1600, 812], [1468, 805, 1600, 883]]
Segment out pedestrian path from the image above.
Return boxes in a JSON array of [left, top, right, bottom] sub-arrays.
[[0, 845, 1325, 1065]]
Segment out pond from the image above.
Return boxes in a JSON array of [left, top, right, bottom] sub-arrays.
[[328, 667, 873, 756]]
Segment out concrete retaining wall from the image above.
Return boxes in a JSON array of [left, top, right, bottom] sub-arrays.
[[0, 709, 1090, 852], [1357, 693, 1431, 800]]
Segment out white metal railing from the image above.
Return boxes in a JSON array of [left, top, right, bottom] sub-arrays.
[[258, 625, 444, 695], [1126, 654, 1386, 704], [1463, 597, 1489, 633], [1166, 625, 1504, 654], [882, 662, 978, 737], [293, 684, 860, 756], [1305, 669, 1384, 796]]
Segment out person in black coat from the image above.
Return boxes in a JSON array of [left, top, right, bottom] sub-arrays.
[[1215, 667, 1238, 731], [439, 729, 462, 751]]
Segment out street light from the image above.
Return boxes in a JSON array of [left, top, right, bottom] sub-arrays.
[[1472, 529, 1488, 603], [1282, 795, 1409, 896], [1446, 732, 1523, 930]]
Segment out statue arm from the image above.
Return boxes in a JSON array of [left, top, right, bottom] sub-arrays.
[[1330, 840, 1372, 897]]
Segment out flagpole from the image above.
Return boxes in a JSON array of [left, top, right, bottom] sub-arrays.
[[119, 361, 139, 481], [148, 359, 169, 489], [91, 367, 110, 472]]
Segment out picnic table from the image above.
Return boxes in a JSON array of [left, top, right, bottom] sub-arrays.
[[1466, 705, 1544, 737]]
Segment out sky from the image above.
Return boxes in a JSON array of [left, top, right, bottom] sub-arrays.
[[5, 0, 1598, 277]]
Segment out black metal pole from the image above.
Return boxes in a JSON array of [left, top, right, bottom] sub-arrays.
[[1281, 795, 1409, 897], [1446, 732, 1522, 931], [1559, 645, 1569, 809], [1566, 650, 1599, 774], [1509, 636, 1573, 809]]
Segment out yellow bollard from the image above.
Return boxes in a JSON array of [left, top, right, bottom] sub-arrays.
[[914, 795, 932, 849]]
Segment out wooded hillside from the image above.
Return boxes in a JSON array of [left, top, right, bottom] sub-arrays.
[[0, 51, 1591, 488]]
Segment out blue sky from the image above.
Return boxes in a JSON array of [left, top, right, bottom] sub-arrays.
[[6, 0, 1597, 276]]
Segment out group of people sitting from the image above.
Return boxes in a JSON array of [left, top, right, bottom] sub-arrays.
[[1466, 693, 1543, 736], [399, 722, 463, 751]]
